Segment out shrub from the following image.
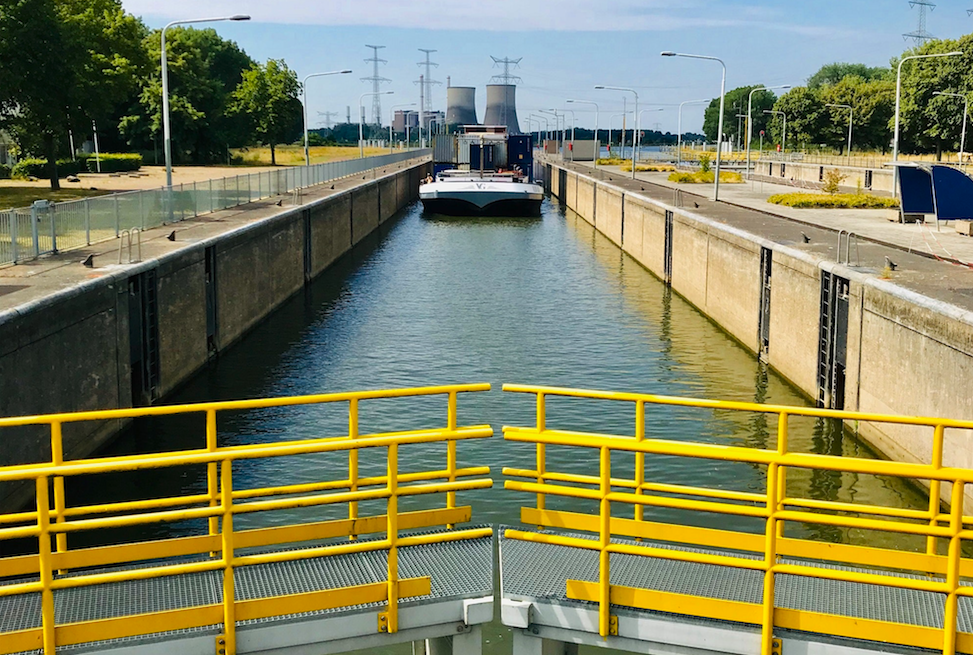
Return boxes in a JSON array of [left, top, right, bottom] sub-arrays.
[[12, 158, 84, 179], [668, 170, 743, 184], [596, 157, 628, 165], [620, 163, 675, 172], [767, 192, 898, 209], [698, 153, 711, 173], [822, 168, 847, 195], [86, 153, 142, 173], [0, 164, 10, 179]]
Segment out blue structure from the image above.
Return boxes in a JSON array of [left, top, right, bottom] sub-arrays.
[[896, 162, 973, 222]]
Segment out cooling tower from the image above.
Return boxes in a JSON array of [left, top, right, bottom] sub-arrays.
[[484, 84, 521, 134], [446, 86, 478, 126]]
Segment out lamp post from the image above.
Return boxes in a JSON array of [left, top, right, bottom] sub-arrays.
[[303, 70, 352, 166], [609, 113, 629, 158], [933, 91, 969, 168], [746, 85, 791, 179], [359, 91, 393, 158], [538, 109, 560, 155], [764, 110, 787, 157], [894, 51, 963, 194], [162, 14, 250, 188], [530, 113, 549, 143], [567, 99, 599, 162], [637, 108, 664, 164], [661, 52, 726, 201], [677, 99, 709, 170], [388, 103, 416, 153], [91, 120, 101, 173], [596, 85, 639, 179], [561, 108, 577, 160], [825, 103, 854, 164]]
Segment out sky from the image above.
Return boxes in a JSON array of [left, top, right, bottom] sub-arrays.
[[121, 0, 973, 134]]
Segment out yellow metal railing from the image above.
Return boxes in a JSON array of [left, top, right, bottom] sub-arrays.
[[502, 384, 973, 655], [0, 384, 493, 655]]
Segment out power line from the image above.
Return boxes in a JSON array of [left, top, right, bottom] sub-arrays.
[[903, 0, 936, 46], [362, 44, 391, 125], [490, 56, 522, 130], [417, 49, 442, 116], [317, 111, 339, 129]]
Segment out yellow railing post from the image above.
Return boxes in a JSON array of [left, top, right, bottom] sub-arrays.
[[447, 391, 457, 525], [928, 424, 945, 556], [761, 412, 787, 655], [943, 479, 964, 655], [50, 422, 67, 557], [537, 393, 546, 513], [207, 410, 219, 541], [634, 400, 645, 523], [599, 445, 612, 638], [349, 398, 359, 538], [36, 476, 56, 655], [221, 460, 237, 655], [386, 442, 400, 633]]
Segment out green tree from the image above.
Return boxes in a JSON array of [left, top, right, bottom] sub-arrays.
[[120, 27, 254, 165], [230, 59, 302, 165], [771, 87, 826, 151], [0, 0, 147, 188], [807, 62, 891, 89], [702, 85, 777, 145], [817, 75, 893, 154]]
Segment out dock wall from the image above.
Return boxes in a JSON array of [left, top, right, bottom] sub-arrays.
[[0, 161, 429, 509], [548, 160, 973, 479], [750, 160, 895, 196]]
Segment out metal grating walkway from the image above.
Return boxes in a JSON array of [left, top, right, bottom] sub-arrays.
[[3, 528, 493, 655], [499, 528, 973, 646]]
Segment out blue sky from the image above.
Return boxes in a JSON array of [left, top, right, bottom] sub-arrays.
[[122, 1, 973, 133]]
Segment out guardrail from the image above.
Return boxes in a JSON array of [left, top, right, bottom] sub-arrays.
[[502, 384, 973, 655], [0, 149, 431, 267], [0, 382, 491, 655]]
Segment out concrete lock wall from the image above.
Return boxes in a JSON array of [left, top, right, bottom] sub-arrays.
[[0, 161, 429, 509], [755, 161, 895, 195], [547, 161, 973, 490]]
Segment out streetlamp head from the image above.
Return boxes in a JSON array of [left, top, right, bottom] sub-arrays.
[[948, 51, 964, 56], [594, 85, 605, 89], [660, 51, 677, 57], [229, 15, 251, 21], [780, 85, 792, 90], [340, 70, 353, 74]]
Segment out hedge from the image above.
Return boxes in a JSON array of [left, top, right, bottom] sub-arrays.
[[767, 192, 899, 209], [668, 170, 743, 184], [86, 153, 142, 173], [12, 158, 84, 179]]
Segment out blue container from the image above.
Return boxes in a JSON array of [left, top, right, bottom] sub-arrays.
[[507, 135, 534, 180]]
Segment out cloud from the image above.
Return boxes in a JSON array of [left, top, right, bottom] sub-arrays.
[[122, 0, 846, 36]]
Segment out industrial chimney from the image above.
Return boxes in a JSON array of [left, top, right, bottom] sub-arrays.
[[446, 86, 478, 126], [484, 84, 521, 134]]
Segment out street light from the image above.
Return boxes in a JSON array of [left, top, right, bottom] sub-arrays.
[[609, 113, 630, 158], [388, 103, 416, 153], [661, 51, 726, 201], [303, 69, 352, 166], [746, 85, 791, 179], [538, 109, 561, 155], [637, 108, 664, 164], [530, 113, 549, 143], [359, 91, 393, 158], [596, 85, 640, 179], [933, 91, 969, 168], [567, 99, 599, 163], [677, 99, 709, 170], [825, 103, 853, 164], [162, 14, 250, 188], [893, 51, 963, 195], [763, 110, 787, 157]]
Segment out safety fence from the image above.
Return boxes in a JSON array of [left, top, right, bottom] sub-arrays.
[[502, 384, 973, 655], [0, 149, 430, 267], [0, 383, 491, 655]]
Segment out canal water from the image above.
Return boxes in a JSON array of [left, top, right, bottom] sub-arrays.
[[68, 198, 927, 653]]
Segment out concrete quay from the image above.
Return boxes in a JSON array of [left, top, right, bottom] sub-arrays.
[[0, 156, 431, 509], [547, 157, 973, 494]]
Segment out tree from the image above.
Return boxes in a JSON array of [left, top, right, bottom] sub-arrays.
[[771, 87, 826, 151], [230, 59, 302, 165], [120, 27, 254, 165], [0, 0, 147, 188], [702, 85, 777, 145], [808, 62, 891, 89]]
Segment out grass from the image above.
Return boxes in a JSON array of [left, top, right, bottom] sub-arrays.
[[596, 157, 628, 166], [621, 163, 675, 172], [767, 192, 899, 209], [668, 170, 744, 184], [231, 145, 391, 166], [0, 187, 109, 210]]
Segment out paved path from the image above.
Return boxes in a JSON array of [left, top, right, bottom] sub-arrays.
[[559, 159, 973, 314]]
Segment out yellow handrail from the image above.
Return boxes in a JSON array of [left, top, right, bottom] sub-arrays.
[[502, 384, 972, 655], [0, 384, 494, 655]]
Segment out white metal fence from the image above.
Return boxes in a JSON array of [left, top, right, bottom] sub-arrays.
[[0, 149, 430, 266]]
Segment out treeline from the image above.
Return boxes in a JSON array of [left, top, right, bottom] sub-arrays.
[[702, 36, 973, 157], [0, 0, 304, 188]]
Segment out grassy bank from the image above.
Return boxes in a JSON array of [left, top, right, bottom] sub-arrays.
[[669, 170, 744, 184], [0, 187, 109, 210], [231, 145, 393, 166], [768, 192, 899, 209]]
